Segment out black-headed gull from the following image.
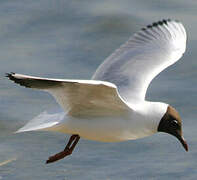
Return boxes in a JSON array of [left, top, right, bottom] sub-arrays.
[[7, 19, 188, 164]]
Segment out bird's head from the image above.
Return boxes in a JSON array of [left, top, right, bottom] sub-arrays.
[[157, 105, 188, 151]]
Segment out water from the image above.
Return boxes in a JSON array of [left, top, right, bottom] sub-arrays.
[[1, 0, 197, 179]]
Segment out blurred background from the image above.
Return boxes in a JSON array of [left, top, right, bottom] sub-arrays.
[[0, 0, 197, 179]]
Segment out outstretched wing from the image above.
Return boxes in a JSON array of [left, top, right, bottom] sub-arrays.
[[92, 19, 187, 103], [7, 73, 130, 117]]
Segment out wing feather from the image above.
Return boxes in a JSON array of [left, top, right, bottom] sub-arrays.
[[7, 73, 130, 117], [92, 19, 187, 103]]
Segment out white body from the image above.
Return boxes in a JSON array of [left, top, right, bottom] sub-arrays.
[[47, 102, 168, 142]]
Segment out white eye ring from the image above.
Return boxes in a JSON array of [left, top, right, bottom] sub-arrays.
[[171, 120, 179, 127]]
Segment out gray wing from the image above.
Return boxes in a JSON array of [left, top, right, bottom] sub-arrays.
[[92, 19, 187, 103]]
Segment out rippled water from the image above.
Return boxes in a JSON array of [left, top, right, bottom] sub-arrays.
[[1, 0, 197, 179]]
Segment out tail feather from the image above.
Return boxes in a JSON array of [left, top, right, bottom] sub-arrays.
[[16, 108, 65, 133]]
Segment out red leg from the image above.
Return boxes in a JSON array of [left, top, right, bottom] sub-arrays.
[[46, 134, 80, 164]]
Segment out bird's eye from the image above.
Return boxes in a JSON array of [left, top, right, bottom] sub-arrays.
[[171, 120, 179, 128]]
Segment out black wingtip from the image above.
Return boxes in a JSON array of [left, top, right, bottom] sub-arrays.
[[5, 72, 15, 79], [141, 19, 177, 31], [5, 72, 31, 88], [150, 19, 170, 28]]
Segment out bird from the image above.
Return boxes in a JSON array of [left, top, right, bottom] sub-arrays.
[[6, 19, 188, 164]]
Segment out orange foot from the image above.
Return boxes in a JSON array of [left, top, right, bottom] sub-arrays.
[[46, 134, 80, 164], [46, 148, 72, 164]]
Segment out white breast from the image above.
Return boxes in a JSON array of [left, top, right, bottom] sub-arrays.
[[45, 101, 168, 142]]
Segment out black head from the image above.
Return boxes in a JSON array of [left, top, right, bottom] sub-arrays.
[[158, 105, 188, 151]]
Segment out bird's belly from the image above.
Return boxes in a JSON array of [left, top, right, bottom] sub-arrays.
[[48, 115, 153, 142]]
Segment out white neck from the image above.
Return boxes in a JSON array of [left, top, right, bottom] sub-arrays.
[[126, 101, 168, 139]]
